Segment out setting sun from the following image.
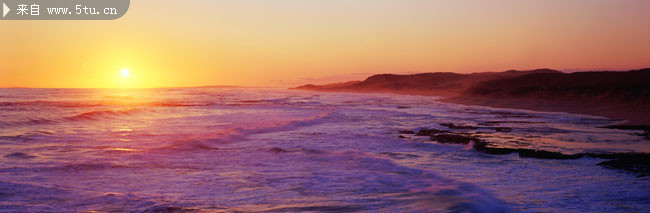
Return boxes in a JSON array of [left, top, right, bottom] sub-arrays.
[[1, 1, 650, 212], [121, 68, 130, 77]]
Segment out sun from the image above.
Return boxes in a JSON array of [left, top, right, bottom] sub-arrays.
[[120, 68, 130, 77]]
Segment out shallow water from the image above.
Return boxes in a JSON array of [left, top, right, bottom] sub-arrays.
[[0, 88, 648, 212]]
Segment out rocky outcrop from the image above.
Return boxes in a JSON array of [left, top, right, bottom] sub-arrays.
[[398, 123, 650, 177]]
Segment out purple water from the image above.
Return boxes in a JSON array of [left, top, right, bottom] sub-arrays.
[[0, 88, 648, 212]]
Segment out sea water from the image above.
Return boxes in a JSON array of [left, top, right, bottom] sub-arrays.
[[0, 88, 648, 212]]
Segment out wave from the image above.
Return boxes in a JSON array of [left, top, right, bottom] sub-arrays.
[[64, 109, 142, 121], [0, 162, 127, 173], [0, 181, 177, 212], [233, 95, 324, 106], [0, 108, 144, 128], [264, 149, 509, 212], [0, 118, 57, 128], [0, 130, 55, 143], [3, 152, 37, 160], [0, 100, 103, 108], [157, 112, 337, 151]]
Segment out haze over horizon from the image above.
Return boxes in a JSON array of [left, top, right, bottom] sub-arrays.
[[2, 0, 650, 88]]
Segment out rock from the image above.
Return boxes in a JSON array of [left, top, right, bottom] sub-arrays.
[[415, 128, 449, 136], [471, 135, 650, 177], [603, 125, 650, 140], [440, 123, 478, 130], [479, 121, 543, 126], [142, 205, 196, 213], [432, 134, 475, 144], [637, 130, 650, 140], [472, 141, 582, 159], [603, 125, 650, 131], [472, 141, 518, 155], [517, 149, 583, 160], [597, 154, 650, 177]]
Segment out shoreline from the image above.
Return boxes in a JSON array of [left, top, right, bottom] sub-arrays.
[[443, 95, 650, 126], [291, 68, 650, 126], [292, 88, 650, 176], [293, 88, 650, 126]]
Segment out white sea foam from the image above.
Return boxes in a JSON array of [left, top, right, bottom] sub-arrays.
[[0, 88, 648, 212]]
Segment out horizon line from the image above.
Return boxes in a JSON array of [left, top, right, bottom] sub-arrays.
[[0, 85, 286, 89], [2, 67, 648, 89]]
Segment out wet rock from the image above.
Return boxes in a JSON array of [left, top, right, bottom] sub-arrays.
[[399, 130, 415, 134], [603, 125, 650, 131], [517, 149, 583, 160], [637, 130, 650, 140], [596, 154, 650, 177], [603, 125, 650, 140], [469, 134, 650, 176], [472, 141, 518, 155], [403, 123, 650, 176], [440, 123, 478, 130], [142, 205, 196, 213], [479, 121, 543, 126], [472, 141, 582, 159], [488, 111, 538, 119], [415, 128, 449, 136], [432, 134, 475, 144], [267, 205, 367, 212]]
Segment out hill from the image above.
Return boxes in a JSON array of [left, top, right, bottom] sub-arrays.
[[293, 68, 650, 124], [294, 69, 561, 97]]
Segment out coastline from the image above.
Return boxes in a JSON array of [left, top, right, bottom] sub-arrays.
[[293, 88, 650, 126], [292, 69, 650, 126], [443, 95, 650, 126]]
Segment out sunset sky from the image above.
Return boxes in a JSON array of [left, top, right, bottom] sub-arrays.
[[1, 0, 649, 88]]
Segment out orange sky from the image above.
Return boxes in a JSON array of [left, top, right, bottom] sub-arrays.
[[1, 0, 649, 88]]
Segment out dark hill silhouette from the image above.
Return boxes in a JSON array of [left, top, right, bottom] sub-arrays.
[[293, 68, 650, 124], [464, 69, 650, 101], [294, 69, 561, 97]]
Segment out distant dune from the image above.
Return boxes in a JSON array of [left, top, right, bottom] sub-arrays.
[[293, 68, 650, 125]]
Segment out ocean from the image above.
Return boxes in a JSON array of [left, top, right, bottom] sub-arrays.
[[0, 88, 648, 212]]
